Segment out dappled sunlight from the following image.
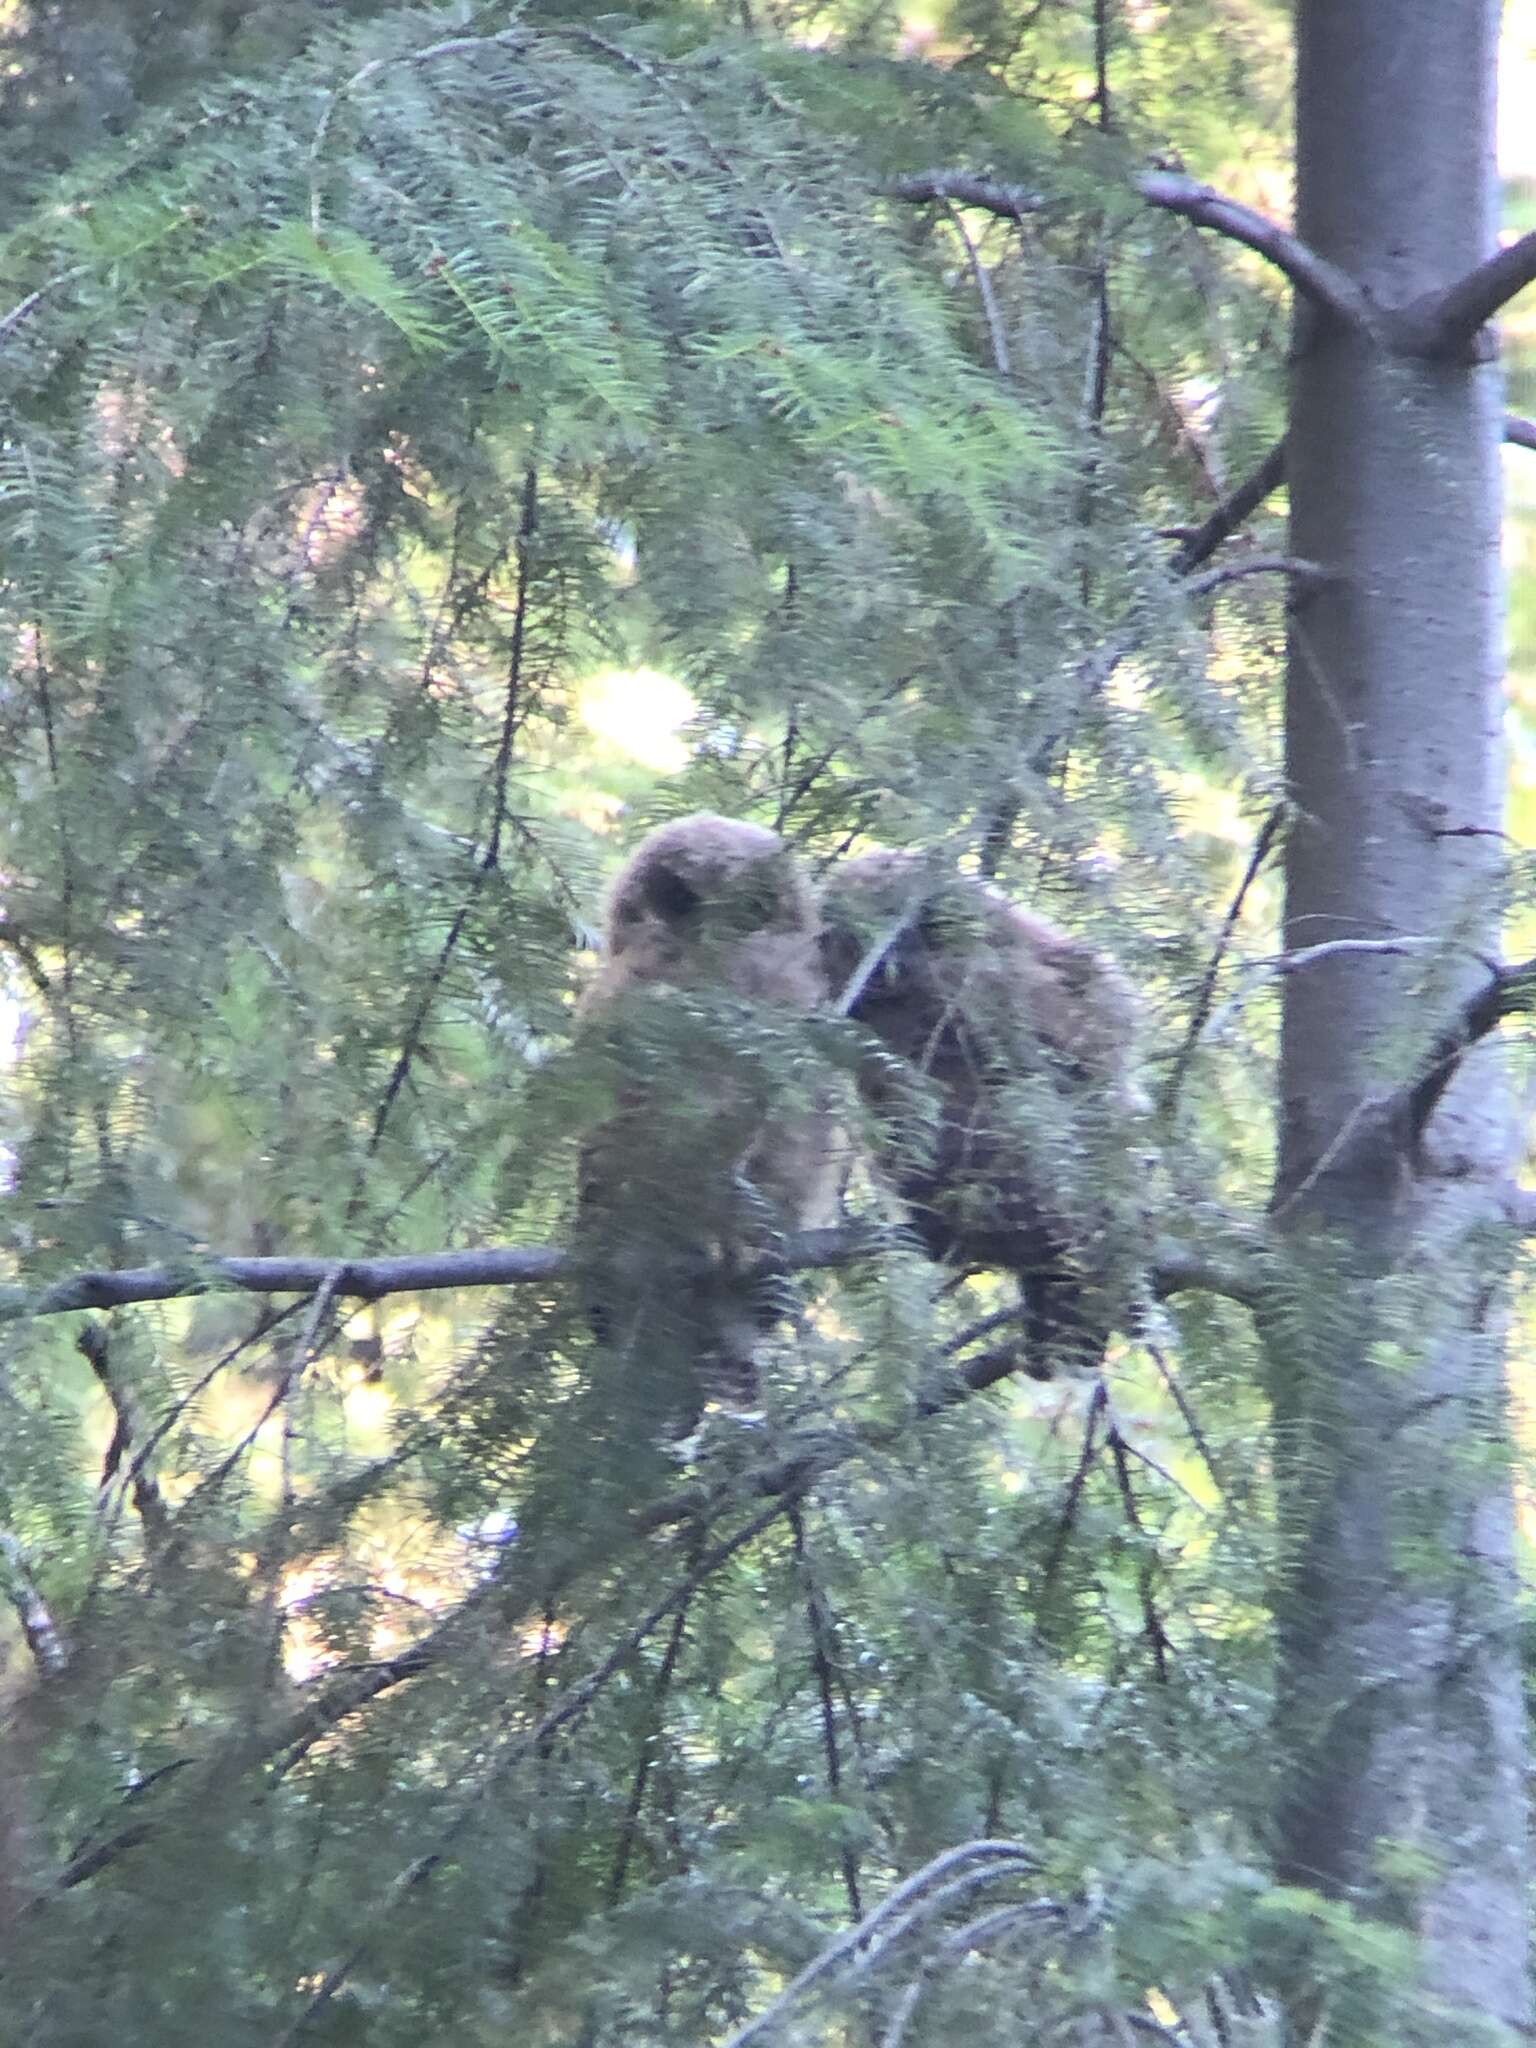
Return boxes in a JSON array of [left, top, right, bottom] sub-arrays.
[[578, 665, 694, 773]]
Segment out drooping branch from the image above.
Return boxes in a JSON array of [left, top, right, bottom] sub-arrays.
[[1394, 228, 1536, 357], [1133, 171, 1373, 328], [889, 164, 1371, 328]]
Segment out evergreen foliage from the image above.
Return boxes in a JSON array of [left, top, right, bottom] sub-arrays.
[[2, 0, 1520, 2042]]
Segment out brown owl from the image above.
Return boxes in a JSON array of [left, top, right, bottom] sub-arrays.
[[575, 814, 837, 1412], [819, 851, 1145, 1375]]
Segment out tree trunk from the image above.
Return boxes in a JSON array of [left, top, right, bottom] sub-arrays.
[[1274, 0, 1529, 2034]]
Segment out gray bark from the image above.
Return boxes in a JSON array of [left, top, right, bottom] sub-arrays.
[[1274, 1, 1528, 2035]]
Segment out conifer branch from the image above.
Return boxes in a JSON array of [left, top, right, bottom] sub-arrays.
[[41, 1273, 1234, 1908]]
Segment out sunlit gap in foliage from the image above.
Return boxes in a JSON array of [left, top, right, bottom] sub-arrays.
[[578, 666, 695, 778]]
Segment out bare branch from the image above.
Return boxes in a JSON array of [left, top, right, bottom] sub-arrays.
[[1169, 438, 1287, 574], [1508, 415, 1536, 452], [76, 1322, 171, 1557], [0, 1221, 1257, 1326], [790, 1506, 863, 1917], [1134, 171, 1373, 329], [1105, 1411, 1172, 1682], [945, 202, 1012, 379], [1183, 553, 1328, 599], [1402, 954, 1536, 1140], [0, 1243, 566, 1324], [1395, 229, 1536, 356], [887, 171, 1047, 218]]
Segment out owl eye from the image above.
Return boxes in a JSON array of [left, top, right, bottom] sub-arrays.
[[641, 863, 702, 924]]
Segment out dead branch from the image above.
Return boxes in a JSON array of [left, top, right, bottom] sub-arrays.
[[1182, 553, 1327, 599], [887, 171, 1048, 218], [1168, 438, 1286, 574]]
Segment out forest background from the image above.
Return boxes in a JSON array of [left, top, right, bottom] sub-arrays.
[[2, 1, 1536, 2043]]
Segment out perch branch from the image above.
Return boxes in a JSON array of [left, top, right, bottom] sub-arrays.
[[0, 1225, 1258, 1326]]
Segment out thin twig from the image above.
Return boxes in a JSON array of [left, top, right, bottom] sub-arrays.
[[0, 268, 87, 347], [719, 1841, 1037, 2048], [1104, 1419, 1172, 1682], [275, 1496, 795, 2045], [1182, 553, 1327, 599], [606, 1558, 697, 1906], [1140, 1328, 1225, 1500], [791, 1506, 863, 1917], [346, 467, 538, 1220], [1159, 803, 1286, 1120], [1039, 1381, 1108, 1591], [77, 1322, 172, 1557], [945, 205, 1011, 379]]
